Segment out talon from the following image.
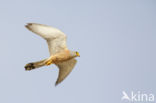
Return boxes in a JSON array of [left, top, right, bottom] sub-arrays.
[[45, 60, 53, 65]]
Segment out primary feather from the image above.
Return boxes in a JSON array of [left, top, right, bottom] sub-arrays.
[[25, 23, 67, 55]]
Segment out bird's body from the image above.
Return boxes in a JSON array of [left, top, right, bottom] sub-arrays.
[[48, 49, 71, 64], [24, 23, 80, 86]]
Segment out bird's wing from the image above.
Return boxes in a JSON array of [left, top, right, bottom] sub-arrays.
[[55, 59, 77, 86], [25, 23, 67, 55]]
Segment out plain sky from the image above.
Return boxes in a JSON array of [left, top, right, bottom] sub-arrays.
[[0, 0, 155, 103]]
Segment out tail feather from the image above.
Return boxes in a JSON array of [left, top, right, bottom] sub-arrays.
[[25, 59, 47, 71]]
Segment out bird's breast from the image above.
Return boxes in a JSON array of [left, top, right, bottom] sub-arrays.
[[52, 50, 72, 64]]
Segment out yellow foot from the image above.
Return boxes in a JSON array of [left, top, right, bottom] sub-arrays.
[[45, 59, 53, 66]]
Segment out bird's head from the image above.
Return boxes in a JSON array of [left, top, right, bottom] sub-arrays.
[[71, 51, 80, 57], [75, 51, 80, 57]]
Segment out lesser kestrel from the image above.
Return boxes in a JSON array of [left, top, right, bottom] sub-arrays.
[[24, 23, 80, 86]]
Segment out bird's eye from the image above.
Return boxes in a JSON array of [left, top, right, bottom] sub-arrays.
[[76, 52, 78, 54]]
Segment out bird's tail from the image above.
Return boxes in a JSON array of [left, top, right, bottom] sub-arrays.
[[25, 59, 47, 71]]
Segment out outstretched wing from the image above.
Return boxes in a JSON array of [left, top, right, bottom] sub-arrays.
[[55, 59, 77, 86], [25, 23, 67, 55]]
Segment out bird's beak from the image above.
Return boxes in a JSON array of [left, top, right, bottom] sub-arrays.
[[76, 52, 80, 57]]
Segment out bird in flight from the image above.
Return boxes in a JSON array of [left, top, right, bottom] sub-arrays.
[[24, 23, 80, 86]]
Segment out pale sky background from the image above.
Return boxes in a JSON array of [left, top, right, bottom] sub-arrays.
[[0, 0, 155, 103]]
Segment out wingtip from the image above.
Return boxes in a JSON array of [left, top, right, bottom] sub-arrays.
[[25, 23, 32, 26], [55, 82, 59, 86], [25, 23, 34, 30], [25, 25, 28, 28]]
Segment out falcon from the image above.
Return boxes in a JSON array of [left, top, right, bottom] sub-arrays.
[[24, 23, 80, 86]]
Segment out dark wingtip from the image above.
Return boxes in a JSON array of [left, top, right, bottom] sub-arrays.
[[27, 23, 33, 25], [55, 82, 58, 86], [25, 23, 33, 29]]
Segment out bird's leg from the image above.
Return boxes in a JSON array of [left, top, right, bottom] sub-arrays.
[[45, 51, 68, 66], [45, 56, 54, 66]]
